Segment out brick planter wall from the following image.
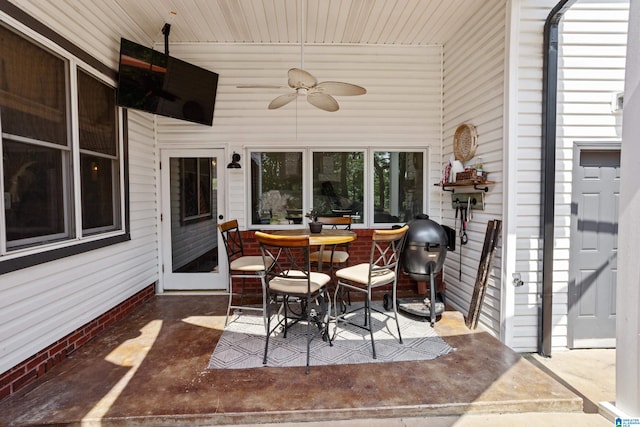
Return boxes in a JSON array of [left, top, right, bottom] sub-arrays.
[[0, 284, 156, 401]]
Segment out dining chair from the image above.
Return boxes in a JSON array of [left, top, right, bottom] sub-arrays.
[[312, 215, 353, 311], [255, 231, 332, 374], [332, 225, 409, 359], [218, 219, 272, 331], [310, 216, 352, 272]]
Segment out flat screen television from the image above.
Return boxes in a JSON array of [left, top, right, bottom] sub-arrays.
[[116, 38, 219, 126]]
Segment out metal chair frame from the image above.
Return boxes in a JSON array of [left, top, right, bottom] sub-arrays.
[[313, 216, 353, 310], [218, 219, 269, 331], [255, 231, 332, 374], [332, 225, 409, 359]]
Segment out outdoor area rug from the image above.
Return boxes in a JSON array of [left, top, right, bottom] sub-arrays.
[[208, 302, 455, 369]]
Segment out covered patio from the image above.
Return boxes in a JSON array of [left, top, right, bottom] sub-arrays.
[[0, 294, 598, 426]]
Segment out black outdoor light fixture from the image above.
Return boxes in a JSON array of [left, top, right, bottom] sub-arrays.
[[227, 152, 241, 169]]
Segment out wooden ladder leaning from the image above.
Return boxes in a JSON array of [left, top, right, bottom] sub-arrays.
[[466, 219, 502, 329]]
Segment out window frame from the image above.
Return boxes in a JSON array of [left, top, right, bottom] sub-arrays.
[[246, 147, 428, 229], [309, 148, 367, 224], [0, 7, 130, 275], [369, 148, 428, 226], [247, 148, 306, 229]]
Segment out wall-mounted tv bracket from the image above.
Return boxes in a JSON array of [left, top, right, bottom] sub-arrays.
[[451, 192, 485, 211], [162, 23, 171, 55]]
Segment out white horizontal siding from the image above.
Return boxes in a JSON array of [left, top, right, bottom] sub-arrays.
[[440, 0, 507, 339], [0, 109, 159, 372], [154, 43, 444, 227], [553, 1, 628, 351], [509, 0, 629, 352], [0, 1, 160, 372]]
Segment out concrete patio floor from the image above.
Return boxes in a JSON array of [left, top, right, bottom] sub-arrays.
[[0, 294, 614, 426]]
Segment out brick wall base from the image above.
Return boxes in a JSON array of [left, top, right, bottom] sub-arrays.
[[0, 284, 156, 402], [240, 229, 441, 296]]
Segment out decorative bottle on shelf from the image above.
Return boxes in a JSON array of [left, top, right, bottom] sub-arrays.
[[475, 157, 483, 177]]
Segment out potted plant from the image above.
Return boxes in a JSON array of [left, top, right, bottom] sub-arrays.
[[306, 209, 323, 233]]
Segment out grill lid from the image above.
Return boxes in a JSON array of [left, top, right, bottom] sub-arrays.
[[402, 214, 449, 279]]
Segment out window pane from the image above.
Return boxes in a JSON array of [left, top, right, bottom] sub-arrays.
[[179, 157, 212, 223], [182, 158, 199, 218], [0, 25, 67, 145], [3, 140, 71, 247], [81, 154, 117, 231], [312, 152, 364, 223], [198, 158, 212, 216], [250, 152, 302, 225], [373, 151, 424, 223], [77, 70, 116, 155], [78, 71, 120, 233]]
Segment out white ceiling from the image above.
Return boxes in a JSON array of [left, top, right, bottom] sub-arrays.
[[110, 0, 490, 47]]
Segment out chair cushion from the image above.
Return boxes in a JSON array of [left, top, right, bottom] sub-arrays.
[[230, 255, 271, 272], [268, 270, 331, 295], [309, 250, 349, 264], [335, 263, 395, 287]]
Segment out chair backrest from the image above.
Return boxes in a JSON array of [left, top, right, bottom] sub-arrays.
[[369, 225, 409, 278], [254, 231, 313, 294], [218, 219, 245, 263], [316, 216, 352, 230]]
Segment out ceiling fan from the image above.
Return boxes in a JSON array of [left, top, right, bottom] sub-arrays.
[[238, 67, 366, 112]]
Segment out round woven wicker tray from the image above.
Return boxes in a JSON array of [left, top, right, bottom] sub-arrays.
[[453, 124, 478, 162]]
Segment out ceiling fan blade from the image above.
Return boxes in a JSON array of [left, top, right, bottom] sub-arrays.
[[315, 81, 367, 96], [237, 84, 287, 89], [288, 68, 317, 89], [307, 92, 339, 112], [268, 93, 297, 109]]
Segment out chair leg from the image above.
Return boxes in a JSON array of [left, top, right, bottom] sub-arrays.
[[392, 284, 403, 344], [367, 293, 377, 359], [260, 273, 268, 333], [320, 290, 332, 345], [305, 306, 311, 374], [225, 277, 234, 327], [332, 283, 341, 340], [263, 294, 273, 365]]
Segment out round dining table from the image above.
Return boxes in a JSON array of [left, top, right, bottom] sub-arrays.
[[271, 227, 356, 272]]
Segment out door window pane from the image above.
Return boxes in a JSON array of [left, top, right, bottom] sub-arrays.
[[373, 151, 425, 223], [180, 158, 213, 223], [312, 151, 364, 223], [250, 152, 303, 225], [170, 156, 219, 273]]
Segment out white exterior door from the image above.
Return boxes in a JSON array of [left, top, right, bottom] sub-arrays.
[[160, 149, 227, 291]]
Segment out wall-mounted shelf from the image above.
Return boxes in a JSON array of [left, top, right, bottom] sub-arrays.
[[435, 180, 495, 193]]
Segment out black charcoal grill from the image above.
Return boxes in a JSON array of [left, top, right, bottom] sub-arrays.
[[397, 214, 453, 325]]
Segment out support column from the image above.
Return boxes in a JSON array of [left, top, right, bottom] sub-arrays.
[[616, 0, 640, 417]]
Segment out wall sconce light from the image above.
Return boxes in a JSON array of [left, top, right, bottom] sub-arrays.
[[227, 152, 241, 169]]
